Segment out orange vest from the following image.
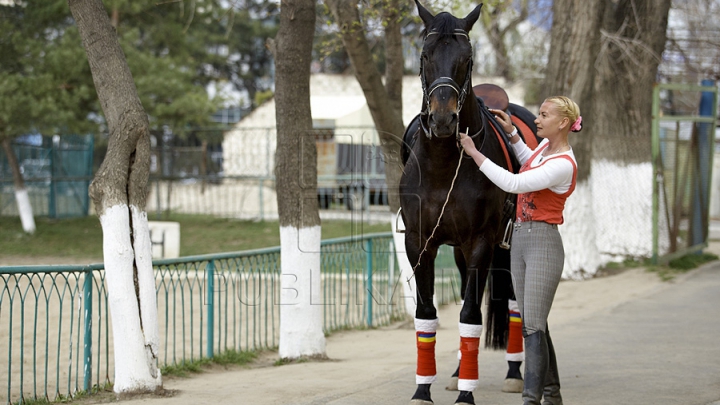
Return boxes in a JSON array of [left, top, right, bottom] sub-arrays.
[[515, 144, 577, 224]]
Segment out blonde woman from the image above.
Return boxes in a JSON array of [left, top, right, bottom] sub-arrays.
[[459, 96, 582, 405]]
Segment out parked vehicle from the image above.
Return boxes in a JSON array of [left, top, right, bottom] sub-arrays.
[[315, 129, 388, 210]]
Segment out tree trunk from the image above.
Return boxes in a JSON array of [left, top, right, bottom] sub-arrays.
[[382, 0, 404, 120], [325, 0, 405, 214], [543, 0, 605, 182], [594, 0, 672, 163], [543, 0, 671, 277], [480, 1, 529, 82], [68, 0, 161, 395], [272, 0, 325, 359], [2, 138, 36, 233]]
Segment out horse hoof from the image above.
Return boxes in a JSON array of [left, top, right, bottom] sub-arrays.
[[502, 377, 523, 393], [409, 400, 434, 405], [445, 376, 458, 391]]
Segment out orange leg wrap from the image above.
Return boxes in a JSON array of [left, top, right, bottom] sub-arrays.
[[459, 336, 480, 381], [416, 331, 437, 378], [507, 310, 523, 355]]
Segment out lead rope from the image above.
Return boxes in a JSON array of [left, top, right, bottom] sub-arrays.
[[407, 127, 468, 285]]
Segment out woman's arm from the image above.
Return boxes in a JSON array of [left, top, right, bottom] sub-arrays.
[[511, 135, 535, 164], [489, 108, 534, 164], [478, 157, 574, 194]]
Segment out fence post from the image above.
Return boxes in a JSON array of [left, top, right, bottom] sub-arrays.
[[49, 144, 56, 218], [690, 79, 717, 250], [258, 178, 264, 221], [82, 269, 93, 392], [651, 84, 661, 264], [365, 238, 373, 328], [206, 260, 215, 359]]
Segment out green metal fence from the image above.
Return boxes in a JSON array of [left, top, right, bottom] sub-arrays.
[[0, 135, 94, 219], [652, 82, 719, 263], [1, 233, 460, 404]]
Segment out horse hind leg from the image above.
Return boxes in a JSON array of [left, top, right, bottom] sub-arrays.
[[502, 298, 524, 393], [489, 244, 524, 393]]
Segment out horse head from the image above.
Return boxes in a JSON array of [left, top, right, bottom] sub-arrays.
[[416, 1, 482, 139]]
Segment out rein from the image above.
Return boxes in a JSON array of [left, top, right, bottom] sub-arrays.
[[408, 148, 465, 284], [407, 123, 485, 285], [406, 29, 488, 284]]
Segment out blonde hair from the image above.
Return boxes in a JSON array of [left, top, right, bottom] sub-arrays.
[[544, 96, 581, 129]]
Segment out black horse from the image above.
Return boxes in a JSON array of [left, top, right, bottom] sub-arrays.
[[399, 2, 538, 404]]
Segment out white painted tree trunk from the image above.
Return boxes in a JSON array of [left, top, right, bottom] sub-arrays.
[[14, 188, 36, 234], [561, 162, 667, 279], [560, 180, 602, 279], [100, 204, 161, 394], [278, 225, 326, 359], [592, 161, 659, 259]]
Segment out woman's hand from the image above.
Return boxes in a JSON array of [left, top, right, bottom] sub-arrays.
[[489, 108, 515, 134], [459, 132, 486, 167], [459, 132, 477, 155]]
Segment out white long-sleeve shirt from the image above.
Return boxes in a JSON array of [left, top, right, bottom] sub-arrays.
[[478, 138, 576, 194]]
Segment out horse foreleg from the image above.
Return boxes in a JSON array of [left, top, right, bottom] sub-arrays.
[[446, 246, 467, 392], [412, 317, 438, 405], [455, 244, 493, 405], [409, 245, 438, 405], [452, 266, 484, 405]]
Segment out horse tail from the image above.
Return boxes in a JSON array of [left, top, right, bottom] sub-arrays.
[[484, 244, 513, 350]]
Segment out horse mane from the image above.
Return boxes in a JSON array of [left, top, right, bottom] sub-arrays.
[[419, 12, 464, 40]]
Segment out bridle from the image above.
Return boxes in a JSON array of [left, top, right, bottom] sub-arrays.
[[419, 28, 479, 140]]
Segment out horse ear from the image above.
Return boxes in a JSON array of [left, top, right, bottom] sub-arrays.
[[462, 4, 483, 32], [415, 0, 434, 28]]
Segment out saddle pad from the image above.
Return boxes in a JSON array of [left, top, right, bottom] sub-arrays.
[[511, 115, 538, 150]]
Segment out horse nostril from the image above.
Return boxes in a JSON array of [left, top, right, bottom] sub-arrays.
[[452, 113, 458, 121]]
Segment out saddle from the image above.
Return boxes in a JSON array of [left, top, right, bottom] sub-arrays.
[[472, 83, 538, 151]]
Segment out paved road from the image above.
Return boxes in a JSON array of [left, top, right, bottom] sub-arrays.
[[122, 262, 720, 405]]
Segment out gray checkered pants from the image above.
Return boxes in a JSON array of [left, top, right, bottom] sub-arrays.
[[510, 221, 565, 336]]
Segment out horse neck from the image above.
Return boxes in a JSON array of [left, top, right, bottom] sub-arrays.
[[458, 93, 483, 136]]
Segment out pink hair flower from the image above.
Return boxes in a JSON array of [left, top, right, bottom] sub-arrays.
[[570, 116, 583, 132]]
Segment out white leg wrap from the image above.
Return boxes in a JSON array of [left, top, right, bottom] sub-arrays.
[[416, 375, 437, 384], [415, 318, 439, 385], [458, 379, 479, 392], [505, 351, 525, 362], [458, 322, 482, 338], [415, 317, 439, 332]]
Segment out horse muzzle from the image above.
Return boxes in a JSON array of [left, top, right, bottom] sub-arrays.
[[428, 110, 459, 138]]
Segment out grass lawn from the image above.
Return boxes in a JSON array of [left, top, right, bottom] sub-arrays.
[[0, 213, 392, 260]]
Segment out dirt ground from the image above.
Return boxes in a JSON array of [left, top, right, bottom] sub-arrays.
[[4, 242, 720, 405], [94, 245, 720, 404], [111, 264, 686, 405]]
